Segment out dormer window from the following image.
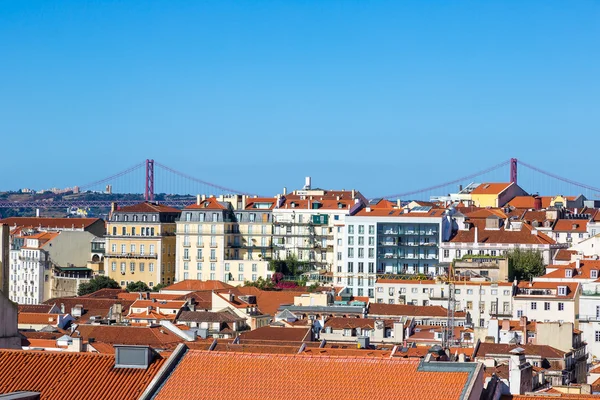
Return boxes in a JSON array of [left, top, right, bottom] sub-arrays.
[[592, 270, 598, 279], [565, 269, 573, 278], [558, 286, 567, 296]]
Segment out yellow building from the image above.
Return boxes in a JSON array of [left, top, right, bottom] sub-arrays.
[[175, 195, 274, 285], [469, 182, 526, 208], [105, 202, 181, 289]]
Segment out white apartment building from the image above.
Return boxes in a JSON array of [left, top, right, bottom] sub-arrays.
[[551, 219, 590, 246], [339, 206, 452, 298], [440, 215, 563, 266], [175, 195, 273, 286], [9, 229, 97, 304], [512, 281, 580, 326], [374, 279, 514, 328], [579, 281, 600, 361], [272, 184, 364, 273]]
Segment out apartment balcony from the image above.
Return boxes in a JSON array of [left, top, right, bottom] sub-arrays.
[[210, 257, 218, 262], [19, 256, 39, 262], [578, 315, 600, 322], [104, 253, 158, 259], [183, 257, 191, 261], [183, 242, 191, 247], [429, 294, 449, 301], [227, 243, 242, 248], [489, 309, 513, 317], [378, 241, 397, 247], [210, 243, 218, 248]]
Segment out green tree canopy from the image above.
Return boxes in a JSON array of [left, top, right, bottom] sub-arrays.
[[152, 283, 167, 292], [507, 249, 545, 281], [77, 275, 120, 296], [126, 281, 151, 293], [268, 254, 310, 276]]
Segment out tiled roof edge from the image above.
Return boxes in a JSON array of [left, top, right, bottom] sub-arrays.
[[138, 343, 189, 400], [417, 360, 481, 400]]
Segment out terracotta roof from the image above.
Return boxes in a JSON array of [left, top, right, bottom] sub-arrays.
[[117, 292, 183, 301], [508, 196, 553, 209], [540, 259, 600, 280], [239, 326, 311, 342], [515, 281, 579, 299], [81, 288, 126, 299], [154, 350, 477, 400], [502, 394, 600, 399], [127, 309, 176, 321], [71, 324, 184, 349], [162, 280, 234, 292], [18, 313, 63, 325], [226, 286, 304, 316], [178, 310, 244, 323], [470, 183, 513, 195], [553, 249, 577, 262], [0, 349, 164, 400], [184, 197, 227, 210], [42, 298, 135, 323], [376, 278, 437, 285], [0, 217, 102, 229], [465, 209, 508, 219], [475, 343, 566, 359], [449, 220, 556, 245], [18, 304, 54, 313], [553, 219, 588, 232], [116, 201, 181, 213], [130, 299, 186, 309], [354, 208, 446, 217], [19, 331, 65, 340], [521, 210, 552, 224], [368, 304, 465, 318], [279, 198, 356, 211], [245, 197, 277, 210], [19, 232, 59, 249], [324, 317, 394, 330], [21, 338, 62, 349]]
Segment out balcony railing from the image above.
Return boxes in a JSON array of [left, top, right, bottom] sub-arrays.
[[489, 309, 513, 317], [105, 253, 158, 259]]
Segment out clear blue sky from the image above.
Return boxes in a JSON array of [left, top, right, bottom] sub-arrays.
[[1, 1, 598, 197]]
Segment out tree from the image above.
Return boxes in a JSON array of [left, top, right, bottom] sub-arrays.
[[507, 249, 545, 281], [126, 281, 151, 293], [268, 254, 310, 277], [152, 283, 167, 292], [244, 276, 274, 290], [77, 275, 120, 296]]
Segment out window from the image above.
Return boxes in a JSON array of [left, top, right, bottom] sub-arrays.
[[149, 263, 154, 272], [239, 263, 244, 272], [517, 310, 523, 317], [443, 249, 449, 258], [348, 236, 354, 245], [565, 269, 572, 278], [358, 248, 364, 258], [592, 270, 599, 279], [183, 262, 189, 271], [348, 248, 354, 258], [120, 262, 126, 273], [491, 289, 497, 295], [456, 250, 461, 257], [368, 248, 374, 258], [197, 262, 202, 270], [122, 227, 126, 235], [238, 274, 244, 281], [467, 289, 473, 295], [111, 244, 117, 252], [558, 302, 564, 311], [210, 263, 216, 271], [348, 225, 354, 234], [466, 301, 473, 310], [368, 262, 374, 273], [358, 236, 364, 246], [411, 287, 418, 293], [347, 262, 354, 273], [479, 319, 485, 328], [130, 262, 135, 272], [252, 264, 257, 272], [150, 245, 155, 255], [531, 302, 537, 310], [197, 273, 202, 280], [358, 225, 364, 234], [183, 272, 189, 280], [121, 244, 126, 254], [112, 227, 117, 235], [491, 250, 496, 256], [596, 331, 600, 342], [503, 290, 511, 296], [558, 286, 567, 296], [111, 262, 117, 272], [337, 252, 342, 261], [455, 289, 461, 294], [544, 302, 550, 310], [224, 263, 229, 271], [358, 262, 364, 273], [388, 299, 395, 304], [480, 289, 485, 295], [139, 262, 145, 272], [368, 237, 375, 246]]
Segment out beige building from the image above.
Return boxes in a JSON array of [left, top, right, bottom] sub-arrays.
[[105, 202, 181, 288], [175, 195, 274, 286]]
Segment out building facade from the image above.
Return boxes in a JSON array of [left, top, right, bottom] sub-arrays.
[[105, 202, 180, 288]]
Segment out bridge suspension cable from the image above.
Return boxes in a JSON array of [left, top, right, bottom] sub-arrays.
[[379, 159, 511, 199], [78, 162, 145, 191], [518, 160, 600, 194], [154, 162, 258, 197]]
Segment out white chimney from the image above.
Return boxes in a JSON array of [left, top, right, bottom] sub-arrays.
[[509, 348, 532, 395], [396, 199, 401, 208], [474, 227, 479, 244], [196, 195, 201, 205], [36, 208, 40, 217], [305, 177, 311, 190], [283, 187, 287, 195], [576, 259, 581, 270], [351, 189, 356, 199]]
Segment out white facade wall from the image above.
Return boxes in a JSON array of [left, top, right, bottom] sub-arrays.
[[9, 247, 47, 304], [578, 282, 600, 361], [512, 296, 577, 325], [440, 242, 554, 265]]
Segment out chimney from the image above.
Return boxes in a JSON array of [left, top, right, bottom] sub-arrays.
[[474, 227, 478, 244], [146, 291, 151, 300], [283, 187, 287, 195], [509, 348, 532, 394], [351, 189, 356, 199], [36, 208, 40, 217], [365, 207, 371, 213], [111, 202, 118, 214], [305, 177, 311, 190], [196, 195, 201, 205], [576, 259, 581, 270], [396, 199, 401, 208], [501, 319, 510, 331], [201, 194, 206, 201], [534, 196, 542, 211]]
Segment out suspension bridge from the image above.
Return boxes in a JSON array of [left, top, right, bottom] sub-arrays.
[[1, 158, 600, 209]]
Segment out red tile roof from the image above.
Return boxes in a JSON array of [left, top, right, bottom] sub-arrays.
[[18, 313, 63, 326], [553, 249, 577, 262], [184, 197, 227, 210], [116, 202, 181, 213], [154, 351, 477, 400], [354, 208, 446, 217], [515, 281, 580, 299], [130, 299, 186, 309], [449, 220, 556, 245], [71, 325, 184, 349], [475, 343, 566, 359], [0, 349, 164, 400], [245, 197, 277, 210], [239, 326, 311, 342], [508, 196, 553, 209], [18, 304, 54, 313], [162, 279, 234, 292], [553, 219, 588, 232], [42, 298, 135, 323], [81, 288, 126, 299], [540, 259, 600, 280], [470, 183, 513, 195], [117, 292, 183, 301]]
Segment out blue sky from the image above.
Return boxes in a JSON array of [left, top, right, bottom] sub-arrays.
[[1, 1, 599, 198]]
